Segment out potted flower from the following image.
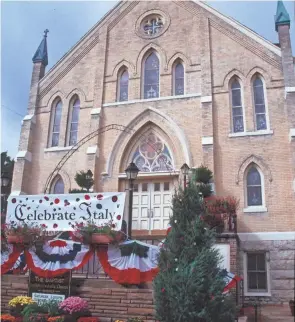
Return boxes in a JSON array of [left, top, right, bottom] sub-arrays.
[[0, 314, 16, 322], [8, 296, 35, 317], [289, 300, 294, 316], [6, 222, 47, 245], [73, 221, 119, 245], [58, 297, 90, 321]]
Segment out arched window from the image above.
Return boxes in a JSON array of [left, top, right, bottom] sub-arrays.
[[51, 177, 64, 194], [253, 76, 267, 130], [173, 62, 184, 95], [51, 100, 63, 147], [131, 131, 174, 172], [246, 166, 263, 206], [68, 97, 80, 146], [143, 52, 159, 99], [118, 70, 129, 102], [231, 79, 244, 133]]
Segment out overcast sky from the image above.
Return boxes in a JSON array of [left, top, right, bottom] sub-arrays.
[[1, 1, 295, 158]]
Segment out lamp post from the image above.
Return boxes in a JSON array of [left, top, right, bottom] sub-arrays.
[[180, 163, 190, 189], [125, 162, 139, 239], [1, 172, 11, 214], [85, 169, 93, 192]]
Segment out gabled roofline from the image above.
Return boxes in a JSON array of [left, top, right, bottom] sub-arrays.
[[195, 1, 281, 57], [39, 1, 123, 86]]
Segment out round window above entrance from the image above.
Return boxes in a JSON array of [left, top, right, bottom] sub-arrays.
[[131, 132, 174, 172]]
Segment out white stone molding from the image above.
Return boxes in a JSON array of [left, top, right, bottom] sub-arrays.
[[202, 136, 213, 145], [10, 191, 26, 196], [87, 146, 99, 157], [22, 114, 36, 124], [243, 206, 268, 213], [229, 130, 273, 138], [91, 108, 101, 115], [200, 96, 212, 103], [16, 151, 32, 162], [239, 232, 295, 241], [44, 146, 78, 153], [118, 171, 180, 179], [289, 128, 295, 141], [285, 87, 295, 93]]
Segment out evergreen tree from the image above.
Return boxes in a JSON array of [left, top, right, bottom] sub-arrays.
[[74, 170, 94, 192], [154, 181, 236, 322]]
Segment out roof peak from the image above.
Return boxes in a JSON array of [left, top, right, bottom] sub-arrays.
[[32, 30, 49, 66], [275, 1, 290, 32]]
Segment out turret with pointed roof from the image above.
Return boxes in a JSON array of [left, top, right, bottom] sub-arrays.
[[32, 29, 49, 66], [275, 0, 290, 32]]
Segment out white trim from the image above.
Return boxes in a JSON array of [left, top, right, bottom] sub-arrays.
[[285, 87, 295, 93], [22, 114, 36, 124], [195, 1, 281, 57], [201, 96, 212, 103], [238, 232, 295, 241], [229, 130, 273, 138], [44, 146, 78, 153], [86, 146, 99, 156], [102, 93, 201, 107], [243, 252, 271, 297], [243, 206, 268, 213], [118, 171, 180, 179], [202, 136, 213, 145], [16, 151, 32, 162], [10, 191, 26, 196], [289, 128, 295, 141], [90, 107, 101, 115]]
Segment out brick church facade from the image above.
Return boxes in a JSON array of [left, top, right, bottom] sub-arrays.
[[10, 0, 295, 305]]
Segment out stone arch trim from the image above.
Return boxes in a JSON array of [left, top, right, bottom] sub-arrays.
[[222, 69, 245, 90], [111, 59, 136, 78], [136, 43, 168, 74], [236, 154, 273, 185], [246, 66, 271, 87], [65, 88, 87, 106], [167, 52, 192, 71], [105, 107, 192, 177], [44, 90, 66, 111], [47, 170, 72, 193]]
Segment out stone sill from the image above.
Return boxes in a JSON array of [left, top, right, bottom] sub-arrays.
[[244, 292, 271, 297], [243, 206, 268, 213], [229, 130, 273, 138], [44, 146, 78, 153], [118, 171, 180, 179]]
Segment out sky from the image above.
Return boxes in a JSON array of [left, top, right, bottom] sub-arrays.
[[1, 1, 295, 158]]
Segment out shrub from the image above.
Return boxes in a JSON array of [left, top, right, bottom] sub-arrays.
[[58, 297, 88, 314]]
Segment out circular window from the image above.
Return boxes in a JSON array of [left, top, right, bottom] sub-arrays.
[[135, 10, 170, 39]]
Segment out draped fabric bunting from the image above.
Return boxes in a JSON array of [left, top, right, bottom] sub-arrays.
[[1, 244, 23, 274], [97, 240, 160, 284], [223, 272, 242, 293], [24, 239, 93, 277]]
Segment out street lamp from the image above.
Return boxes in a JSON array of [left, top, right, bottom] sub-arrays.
[[125, 162, 139, 239], [180, 163, 190, 189], [1, 173, 10, 188], [1, 172, 11, 214], [85, 169, 93, 192]]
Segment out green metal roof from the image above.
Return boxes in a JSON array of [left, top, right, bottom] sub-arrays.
[[275, 1, 290, 31], [32, 30, 48, 66]]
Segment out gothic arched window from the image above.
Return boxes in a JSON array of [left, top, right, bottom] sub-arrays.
[[173, 62, 184, 95], [132, 132, 174, 172], [51, 177, 65, 194], [143, 52, 159, 99], [253, 76, 267, 130], [51, 99, 63, 147], [230, 79, 244, 133], [118, 70, 129, 102], [68, 97, 80, 146], [246, 166, 263, 206]]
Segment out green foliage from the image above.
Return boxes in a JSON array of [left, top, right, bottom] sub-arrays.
[[22, 300, 61, 320], [74, 170, 94, 191], [153, 181, 236, 322], [69, 188, 86, 194], [192, 165, 213, 184], [1, 151, 14, 178]]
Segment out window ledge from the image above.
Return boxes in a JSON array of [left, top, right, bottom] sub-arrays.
[[243, 206, 268, 213], [229, 130, 273, 138], [118, 171, 180, 179], [44, 146, 78, 153], [245, 292, 271, 297]]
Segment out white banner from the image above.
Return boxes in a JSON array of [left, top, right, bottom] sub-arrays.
[[6, 192, 126, 231]]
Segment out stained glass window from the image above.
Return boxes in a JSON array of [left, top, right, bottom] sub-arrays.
[[231, 80, 244, 133], [52, 177, 64, 194], [174, 63, 184, 95], [253, 77, 267, 130], [144, 53, 159, 99], [132, 132, 174, 172], [246, 167, 262, 206], [143, 17, 163, 36], [51, 100, 63, 147], [118, 70, 129, 102], [69, 98, 80, 146]]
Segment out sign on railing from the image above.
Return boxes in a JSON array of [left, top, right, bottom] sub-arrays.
[[6, 192, 126, 231]]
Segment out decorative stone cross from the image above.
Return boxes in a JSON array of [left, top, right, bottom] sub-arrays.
[[144, 19, 163, 35], [44, 29, 49, 37]]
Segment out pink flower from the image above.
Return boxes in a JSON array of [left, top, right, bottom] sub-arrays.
[[53, 223, 58, 229], [59, 296, 88, 314]]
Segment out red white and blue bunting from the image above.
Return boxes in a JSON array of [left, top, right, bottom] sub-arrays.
[[1, 244, 23, 274]]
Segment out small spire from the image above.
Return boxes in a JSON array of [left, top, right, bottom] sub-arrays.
[[275, 1, 290, 32], [32, 29, 49, 66]]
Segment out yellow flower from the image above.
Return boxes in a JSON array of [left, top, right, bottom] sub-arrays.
[[8, 296, 35, 307]]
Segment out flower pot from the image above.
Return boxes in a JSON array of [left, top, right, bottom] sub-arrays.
[[7, 234, 30, 244], [289, 300, 294, 316], [91, 233, 114, 244]]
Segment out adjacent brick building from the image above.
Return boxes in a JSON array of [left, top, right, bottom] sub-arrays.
[[9, 0, 295, 305]]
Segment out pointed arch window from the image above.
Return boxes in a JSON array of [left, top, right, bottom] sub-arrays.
[[246, 166, 263, 206], [253, 76, 267, 130], [51, 177, 64, 194], [51, 100, 63, 147], [68, 98, 80, 146], [131, 132, 174, 172], [231, 79, 244, 133], [118, 70, 129, 102], [173, 62, 184, 95], [143, 52, 159, 99]]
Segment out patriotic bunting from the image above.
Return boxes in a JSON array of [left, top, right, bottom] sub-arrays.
[[1, 244, 23, 274]]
